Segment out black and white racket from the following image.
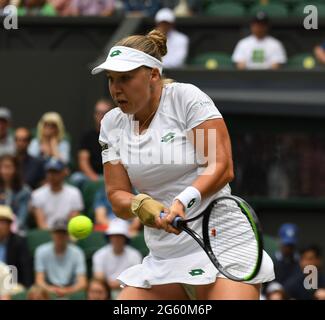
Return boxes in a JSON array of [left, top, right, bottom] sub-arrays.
[[160, 195, 263, 282]]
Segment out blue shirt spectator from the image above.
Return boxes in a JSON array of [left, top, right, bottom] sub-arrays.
[[123, 0, 160, 17]]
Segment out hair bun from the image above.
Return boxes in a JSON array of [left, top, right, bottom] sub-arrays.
[[146, 29, 168, 58]]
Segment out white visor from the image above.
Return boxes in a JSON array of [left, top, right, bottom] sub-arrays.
[[91, 46, 163, 75]]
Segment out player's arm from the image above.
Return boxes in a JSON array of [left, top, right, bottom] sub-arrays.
[[103, 162, 134, 219], [78, 149, 99, 181], [190, 118, 234, 198]]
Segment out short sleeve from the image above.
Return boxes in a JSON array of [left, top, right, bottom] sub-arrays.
[[70, 188, 84, 211], [75, 248, 86, 275], [34, 246, 45, 272], [232, 39, 247, 63], [31, 190, 43, 209], [178, 84, 223, 130], [270, 40, 287, 64], [92, 250, 105, 274], [98, 109, 124, 164]]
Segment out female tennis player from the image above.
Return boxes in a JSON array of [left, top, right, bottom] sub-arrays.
[[92, 29, 275, 300]]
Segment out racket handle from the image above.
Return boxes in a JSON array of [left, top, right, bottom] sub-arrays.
[[159, 212, 183, 228]]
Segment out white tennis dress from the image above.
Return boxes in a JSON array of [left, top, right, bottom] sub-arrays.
[[99, 82, 275, 289]]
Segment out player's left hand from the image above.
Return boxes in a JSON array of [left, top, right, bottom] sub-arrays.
[[158, 200, 186, 235]]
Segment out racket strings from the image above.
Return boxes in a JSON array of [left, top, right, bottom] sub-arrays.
[[208, 200, 259, 278]]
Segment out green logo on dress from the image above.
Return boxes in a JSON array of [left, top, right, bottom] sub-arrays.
[[189, 269, 205, 276], [110, 50, 122, 57], [161, 132, 175, 143]]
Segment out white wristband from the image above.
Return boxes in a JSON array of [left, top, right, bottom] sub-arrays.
[[174, 186, 201, 211]]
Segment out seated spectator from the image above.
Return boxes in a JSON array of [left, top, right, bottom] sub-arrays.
[[92, 218, 142, 298], [265, 281, 287, 300], [232, 11, 287, 70], [70, 0, 115, 16], [0, 0, 9, 15], [314, 40, 325, 65], [86, 278, 111, 300], [284, 245, 325, 300], [0, 206, 33, 288], [0, 107, 15, 157], [123, 0, 159, 17], [18, 0, 56, 16], [28, 112, 71, 165], [70, 98, 112, 189], [0, 155, 31, 234], [273, 223, 300, 285], [15, 127, 45, 190], [27, 284, 50, 300], [31, 158, 84, 229], [155, 8, 189, 68], [34, 220, 87, 298], [160, 0, 201, 15]]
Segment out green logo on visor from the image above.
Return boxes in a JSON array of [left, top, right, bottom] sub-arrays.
[[110, 50, 122, 57]]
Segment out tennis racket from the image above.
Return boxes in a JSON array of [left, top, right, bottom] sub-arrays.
[[160, 195, 263, 282]]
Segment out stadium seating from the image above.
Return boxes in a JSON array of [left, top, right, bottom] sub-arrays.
[[292, 2, 325, 17], [287, 53, 318, 69], [205, 2, 246, 16], [190, 52, 233, 69], [26, 229, 51, 256], [249, 2, 289, 17], [81, 180, 105, 221]]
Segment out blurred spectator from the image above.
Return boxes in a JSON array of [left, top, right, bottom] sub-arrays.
[[273, 223, 300, 285], [34, 220, 87, 297], [155, 8, 189, 68], [0, 107, 15, 157], [70, 98, 112, 189], [92, 218, 142, 298], [70, 0, 115, 16], [18, 0, 56, 16], [160, 0, 201, 14], [86, 278, 111, 300], [30, 158, 84, 229], [0, 155, 31, 233], [27, 284, 50, 300], [47, 0, 74, 16], [0, 206, 33, 288], [15, 127, 45, 190], [0, 0, 9, 15], [28, 112, 71, 165], [284, 245, 325, 300], [314, 40, 325, 65], [265, 281, 287, 300], [232, 11, 287, 70], [123, 0, 159, 17]]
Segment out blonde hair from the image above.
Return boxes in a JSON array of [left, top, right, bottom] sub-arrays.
[[37, 112, 66, 141], [115, 29, 174, 85]]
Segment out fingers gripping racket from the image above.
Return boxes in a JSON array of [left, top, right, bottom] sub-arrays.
[[160, 195, 263, 282]]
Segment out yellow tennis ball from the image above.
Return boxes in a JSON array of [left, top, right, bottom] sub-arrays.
[[68, 216, 93, 239]]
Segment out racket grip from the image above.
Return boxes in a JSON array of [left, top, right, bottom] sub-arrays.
[[159, 212, 182, 228]]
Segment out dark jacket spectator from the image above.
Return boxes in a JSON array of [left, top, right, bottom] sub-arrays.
[[0, 205, 33, 287], [15, 127, 45, 189], [0, 155, 31, 233], [0, 107, 15, 156]]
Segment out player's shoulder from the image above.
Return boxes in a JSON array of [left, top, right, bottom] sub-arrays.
[[101, 107, 127, 130]]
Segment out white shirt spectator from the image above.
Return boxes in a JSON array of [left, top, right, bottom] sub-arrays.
[[163, 29, 189, 68], [0, 135, 15, 156], [232, 35, 287, 69], [31, 184, 84, 228], [92, 244, 142, 281]]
